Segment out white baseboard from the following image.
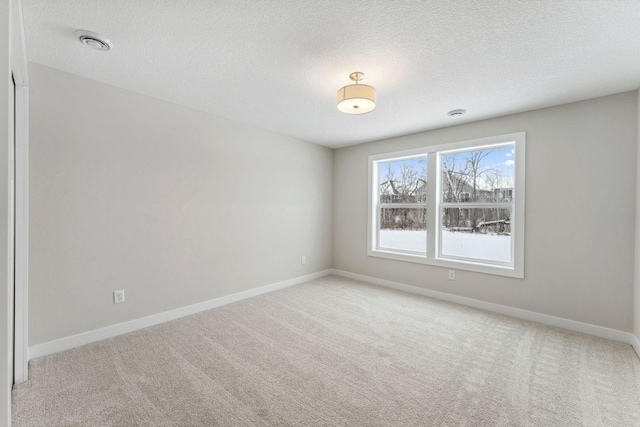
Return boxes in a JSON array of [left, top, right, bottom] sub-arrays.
[[29, 269, 333, 360], [30, 269, 639, 361], [330, 269, 636, 346], [631, 334, 640, 358]]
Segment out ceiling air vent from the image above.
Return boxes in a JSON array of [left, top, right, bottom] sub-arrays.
[[75, 30, 112, 51], [447, 109, 466, 118]]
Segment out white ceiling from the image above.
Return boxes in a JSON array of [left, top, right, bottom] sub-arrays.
[[20, 0, 640, 149]]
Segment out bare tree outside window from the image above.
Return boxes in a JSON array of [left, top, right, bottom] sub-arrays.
[[377, 157, 427, 253], [440, 145, 515, 263]]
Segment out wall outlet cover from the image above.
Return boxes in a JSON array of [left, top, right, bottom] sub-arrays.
[[114, 290, 125, 304]]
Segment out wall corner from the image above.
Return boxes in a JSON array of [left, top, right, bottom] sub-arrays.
[[634, 89, 640, 349]]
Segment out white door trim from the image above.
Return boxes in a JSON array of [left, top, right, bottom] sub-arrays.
[[12, 83, 27, 384], [11, 0, 29, 385]]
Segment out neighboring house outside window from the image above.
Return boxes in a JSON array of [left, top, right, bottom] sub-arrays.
[[368, 132, 525, 278]]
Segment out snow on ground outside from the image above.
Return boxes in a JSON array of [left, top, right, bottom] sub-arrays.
[[379, 230, 511, 263]]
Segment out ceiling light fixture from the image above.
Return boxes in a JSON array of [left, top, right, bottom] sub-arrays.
[[447, 109, 466, 117], [337, 72, 376, 114], [75, 30, 113, 51]]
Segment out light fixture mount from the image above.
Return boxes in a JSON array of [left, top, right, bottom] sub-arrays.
[[337, 71, 376, 115], [349, 71, 365, 82], [75, 30, 112, 51]]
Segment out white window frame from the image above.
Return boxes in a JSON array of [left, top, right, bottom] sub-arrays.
[[368, 132, 525, 278]]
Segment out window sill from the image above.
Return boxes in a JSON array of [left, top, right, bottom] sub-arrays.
[[367, 249, 524, 278]]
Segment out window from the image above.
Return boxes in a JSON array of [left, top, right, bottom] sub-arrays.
[[368, 132, 525, 278], [377, 156, 427, 254]]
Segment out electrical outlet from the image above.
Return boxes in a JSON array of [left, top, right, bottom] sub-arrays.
[[301, 256, 306, 265], [113, 290, 125, 304], [448, 270, 456, 280]]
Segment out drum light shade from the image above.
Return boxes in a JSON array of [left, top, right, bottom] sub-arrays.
[[337, 72, 376, 114]]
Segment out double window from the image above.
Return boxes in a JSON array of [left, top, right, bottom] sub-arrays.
[[368, 132, 525, 277]]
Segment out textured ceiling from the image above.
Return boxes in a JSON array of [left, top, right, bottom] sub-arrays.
[[20, 0, 640, 148]]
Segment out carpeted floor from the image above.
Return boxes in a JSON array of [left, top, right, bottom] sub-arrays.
[[12, 276, 640, 426]]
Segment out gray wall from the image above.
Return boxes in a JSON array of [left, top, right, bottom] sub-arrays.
[[0, 0, 10, 423], [29, 63, 333, 346], [333, 92, 637, 332], [636, 91, 640, 341], [26, 62, 640, 350]]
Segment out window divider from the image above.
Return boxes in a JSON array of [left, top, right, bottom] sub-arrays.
[[427, 152, 438, 259], [378, 203, 428, 209], [440, 202, 513, 208]]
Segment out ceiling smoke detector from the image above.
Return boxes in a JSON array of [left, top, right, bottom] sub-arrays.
[[75, 30, 112, 51], [447, 109, 466, 118]]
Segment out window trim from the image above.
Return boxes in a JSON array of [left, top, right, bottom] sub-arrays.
[[367, 132, 525, 278]]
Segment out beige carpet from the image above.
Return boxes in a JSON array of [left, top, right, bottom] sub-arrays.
[[12, 276, 640, 426]]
